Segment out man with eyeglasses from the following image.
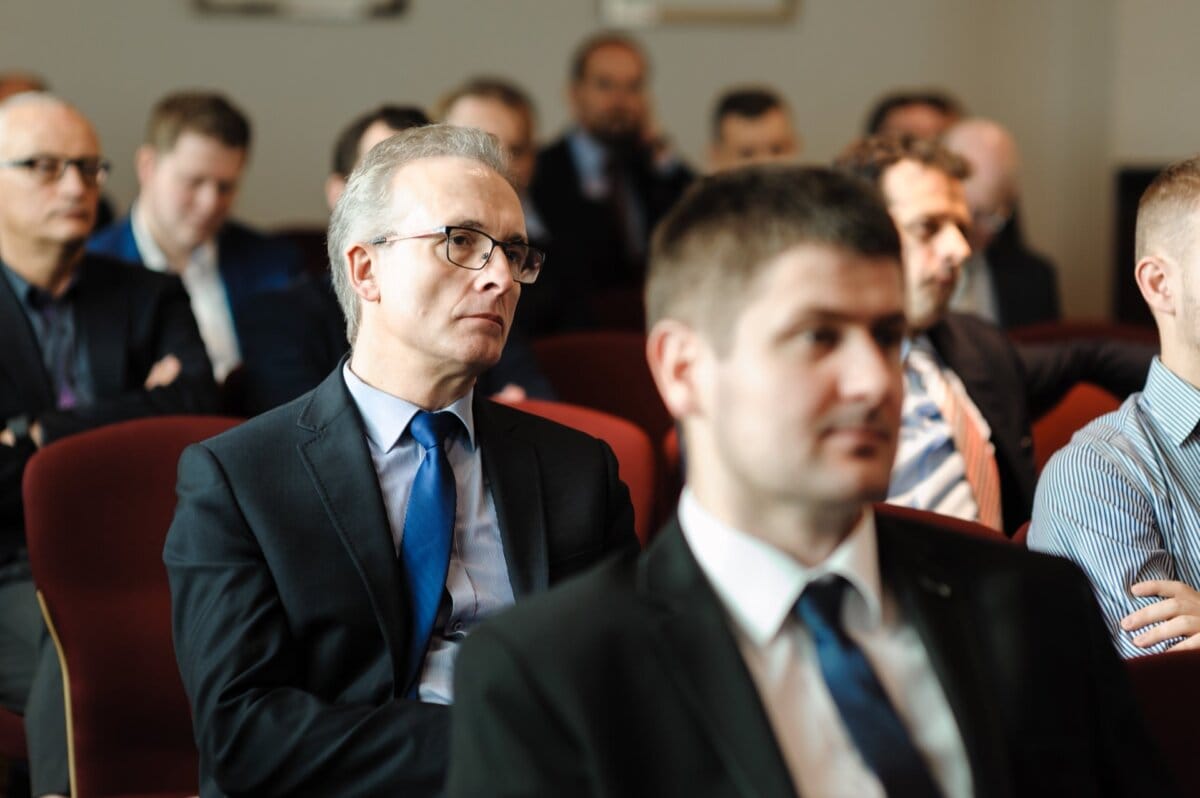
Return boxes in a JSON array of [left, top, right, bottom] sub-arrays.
[[0, 92, 215, 798], [164, 123, 636, 797]]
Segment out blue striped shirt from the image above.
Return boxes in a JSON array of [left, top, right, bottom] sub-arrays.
[[1028, 357, 1200, 658]]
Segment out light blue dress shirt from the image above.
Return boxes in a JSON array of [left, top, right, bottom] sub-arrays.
[[1029, 357, 1200, 658], [342, 364, 515, 702]]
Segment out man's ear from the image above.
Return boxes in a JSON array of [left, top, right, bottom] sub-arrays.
[[134, 145, 157, 188], [345, 243, 381, 304], [646, 319, 708, 421], [1135, 255, 1175, 317]]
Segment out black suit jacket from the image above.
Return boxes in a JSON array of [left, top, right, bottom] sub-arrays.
[[0, 253, 216, 561], [985, 214, 1061, 330], [528, 135, 693, 330], [164, 366, 637, 797], [448, 512, 1174, 798], [927, 313, 1153, 535]]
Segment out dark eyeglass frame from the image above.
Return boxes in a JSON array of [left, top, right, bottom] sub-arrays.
[[0, 155, 111, 186], [368, 225, 545, 285]]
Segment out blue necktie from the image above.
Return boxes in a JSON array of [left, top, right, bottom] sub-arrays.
[[796, 577, 943, 798], [401, 411, 459, 691]]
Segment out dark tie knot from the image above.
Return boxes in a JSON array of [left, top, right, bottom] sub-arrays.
[[796, 575, 849, 630], [409, 411, 459, 451]]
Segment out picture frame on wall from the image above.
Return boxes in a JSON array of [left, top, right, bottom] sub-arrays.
[[194, 0, 407, 20], [600, 0, 796, 26]]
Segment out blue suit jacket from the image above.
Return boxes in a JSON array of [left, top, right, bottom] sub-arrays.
[[88, 215, 303, 346]]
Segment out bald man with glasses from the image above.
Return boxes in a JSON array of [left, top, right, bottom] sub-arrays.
[[0, 92, 214, 797]]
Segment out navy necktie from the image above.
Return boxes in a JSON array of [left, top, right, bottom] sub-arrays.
[[796, 577, 943, 798], [401, 411, 459, 691]]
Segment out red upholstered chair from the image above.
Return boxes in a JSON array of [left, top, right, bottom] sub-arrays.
[[1008, 320, 1159, 346], [1013, 520, 1030, 547], [874, 502, 1013, 544], [512, 399, 657, 546], [1126, 648, 1200, 796], [531, 331, 672, 444], [23, 415, 241, 798], [0, 706, 26, 761], [1032, 382, 1121, 472]]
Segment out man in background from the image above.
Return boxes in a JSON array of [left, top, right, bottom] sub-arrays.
[[0, 92, 214, 798], [531, 32, 693, 329], [708, 85, 802, 172], [943, 117, 1061, 328], [89, 90, 302, 381], [864, 88, 962, 139]]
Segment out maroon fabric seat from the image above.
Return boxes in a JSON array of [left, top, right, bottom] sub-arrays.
[[510, 399, 657, 546], [0, 706, 25, 760], [874, 502, 1014, 544], [24, 415, 241, 797], [1126, 648, 1200, 797]]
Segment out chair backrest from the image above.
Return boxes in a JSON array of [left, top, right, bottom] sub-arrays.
[[874, 502, 1013, 543], [1032, 382, 1121, 472], [1008, 320, 1159, 346], [0, 706, 25, 760], [512, 399, 657, 546], [24, 415, 241, 798], [1125, 648, 1200, 795], [531, 331, 672, 444]]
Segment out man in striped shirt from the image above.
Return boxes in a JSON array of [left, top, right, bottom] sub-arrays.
[[1029, 156, 1200, 658]]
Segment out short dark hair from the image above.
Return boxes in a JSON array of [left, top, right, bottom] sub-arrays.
[[145, 91, 251, 152], [711, 86, 785, 141], [1136, 156, 1200, 263], [864, 89, 963, 135], [645, 166, 901, 350], [570, 31, 647, 82], [834, 133, 970, 189], [330, 104, 429, 177], [436, 77, 534, 126]]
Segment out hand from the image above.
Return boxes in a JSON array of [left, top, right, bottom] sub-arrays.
[[0, 428, 13, 447], [144, 354, 181, 389], [491, 384, 528, 404], [1121, 579, 1200, 650], [1, 421, 42, 448]]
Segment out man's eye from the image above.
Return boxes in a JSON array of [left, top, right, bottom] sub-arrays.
[[804, 327, 840, 347], [31, 158, 61, 178], [447, 231, 477, 248]]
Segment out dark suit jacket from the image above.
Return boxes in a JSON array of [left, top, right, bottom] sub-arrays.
[[448, 513, 1174, 798], [528, 135, 693, 330], [0, 253, 216, 562], [238, 274, 555, 415], [927, 313, 1153, 535], [985, 213, 1062, 330], [163, 366, 637, 797], [88, 215, 303, 346]]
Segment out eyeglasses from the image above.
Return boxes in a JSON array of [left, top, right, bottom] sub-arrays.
[[369, 225, 545, 285], [0, 155, 111, 187]]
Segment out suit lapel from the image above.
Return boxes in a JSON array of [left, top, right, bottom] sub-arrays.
[[639, 522, 797, 798], [295, 366, 411, 693], [0, 268, 53, 409], [73, 260, 128, 397], [475, 398, 548, 597], [877, 515, 1013, 798]]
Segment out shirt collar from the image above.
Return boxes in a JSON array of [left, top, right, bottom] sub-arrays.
[[678, 489, 883, 647], [1, 259, 79, 308], [567, 128, 609, 187], [341, 361, 476, 452], [131, 201, 218, 275], [1142, 357, 1200, 446]]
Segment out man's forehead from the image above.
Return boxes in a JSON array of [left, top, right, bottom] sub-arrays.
[[0, 103, 97, 155], [583, 44, 644, 78], [388, 156, 521, 227], [883, 159, 964, 208]]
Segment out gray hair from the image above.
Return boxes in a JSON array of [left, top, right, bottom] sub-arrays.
[[327, 123, 511, 344]]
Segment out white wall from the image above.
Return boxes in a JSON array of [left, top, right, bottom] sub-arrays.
[[2, 0, 1186, 318]]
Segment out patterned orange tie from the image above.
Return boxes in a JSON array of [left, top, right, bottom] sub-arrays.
[[937, 379, 1003, 530]]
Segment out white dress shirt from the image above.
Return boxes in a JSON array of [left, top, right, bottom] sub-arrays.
[[131, 204, 241, 381], [678, 490, 973, 798]]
